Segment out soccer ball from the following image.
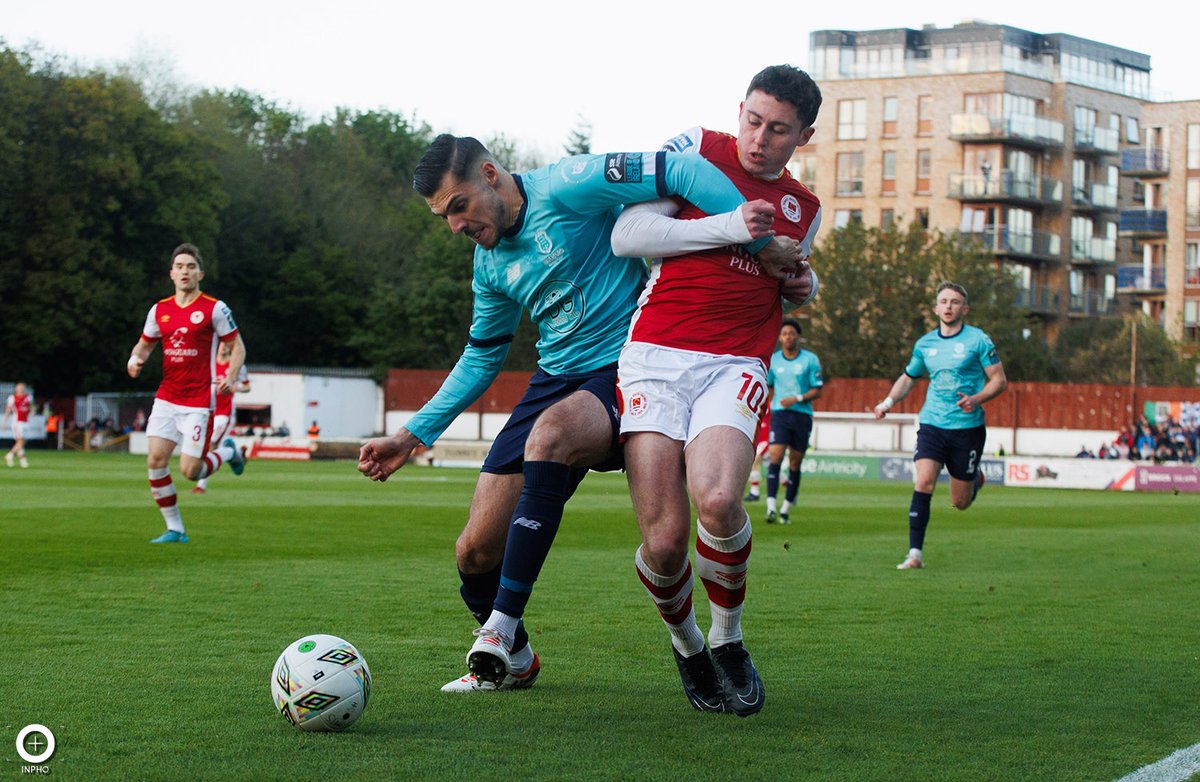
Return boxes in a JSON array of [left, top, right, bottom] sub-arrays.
[[271, 634, 371, 731]]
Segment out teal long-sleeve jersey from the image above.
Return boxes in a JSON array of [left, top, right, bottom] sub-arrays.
[[406, 150, 760, 446]]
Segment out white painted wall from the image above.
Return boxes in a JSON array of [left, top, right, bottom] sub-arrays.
[[242, 373, 383, 439]]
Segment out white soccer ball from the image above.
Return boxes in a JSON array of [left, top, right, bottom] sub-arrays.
[[271, 634, 372, 731]]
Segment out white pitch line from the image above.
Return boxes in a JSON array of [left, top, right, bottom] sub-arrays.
[[1115, 743, 1200, 782]]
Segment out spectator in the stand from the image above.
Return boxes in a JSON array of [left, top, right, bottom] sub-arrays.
[[1097, 442, 1111, 459], [1076, 445, 1094, 458], [1135, 425, 1156, 461]]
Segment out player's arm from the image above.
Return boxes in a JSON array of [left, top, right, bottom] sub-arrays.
[[611, 197, 774, 257], [218, 334, 247, 395], [550, 147, 773, 253], [127, 337, 157, 378], [359, 281, 521, 482], [958, 362, 1008, 414], [875, 373, 918, 419]]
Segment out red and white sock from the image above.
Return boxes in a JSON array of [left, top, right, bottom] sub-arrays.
[[198, 441, 236, 479], [695, 514, 752, 648], [149, 467, 184, 533], [635, 546, 705, 656]]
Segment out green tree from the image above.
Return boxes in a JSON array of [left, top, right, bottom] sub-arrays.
[[563, 115, 592, 156], [1055, 315, 1195, 385], [804, 220, 1053, 381]]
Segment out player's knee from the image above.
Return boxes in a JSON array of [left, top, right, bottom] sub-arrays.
[[180, 463, 202, 481], [952, 495, 973, 511], [692, 485, 741, 525], [455, 531, 502, 573]]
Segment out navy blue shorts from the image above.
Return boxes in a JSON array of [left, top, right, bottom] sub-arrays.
[[914, 424, 986, 481], [482, 364, 622, 492], [769, 409, 813, 453]]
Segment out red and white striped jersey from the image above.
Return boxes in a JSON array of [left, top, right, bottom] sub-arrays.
[[141, 294, 238, 410], [5, 392, 31, 422], [627, 128, 822, 364]]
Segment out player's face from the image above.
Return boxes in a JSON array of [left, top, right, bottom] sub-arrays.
[[169, 254, 203, 293], [14, 383, 25, 395], [779, 325, 800, 351], [426, 165, 509, 250], [934, 290, 970, 327], [737, 90, 815, 178]]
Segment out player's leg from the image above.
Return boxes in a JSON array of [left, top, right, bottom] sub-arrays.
[[195, 415, 231, 493], [15, 432, 28, 467], [779, 414, 812, 523], [473, 384, 614, 685], [764, 443, 785, 522], [946, 425, 988, 510], [180, 412, 242, 482], [627, 430, 726, 712], [146, 432, 187, 543], [685, 364, 766, 716], [899, 424, 953, 569]]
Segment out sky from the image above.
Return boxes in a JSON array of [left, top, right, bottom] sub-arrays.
[[3, 1, 1195, 161]]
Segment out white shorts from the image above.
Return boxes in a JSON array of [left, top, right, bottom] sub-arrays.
[[11, 420, 26, 440], [146, 398, 212, 459], [618, 342, 767, 445], [209, 414, 232, 447]]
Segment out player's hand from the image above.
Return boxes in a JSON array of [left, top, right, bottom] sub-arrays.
[[755, 236, 804, 280], [357, 429, 420, 482], [782, 264, 816, 305], [216, 377, 234, 395], [739, 199, 776, 240], [127, 356, 143, 378], [956, 392, 977, 413]]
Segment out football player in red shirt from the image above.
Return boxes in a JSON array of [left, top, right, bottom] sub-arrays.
[[128, 244, 247, 543], [4, 382, 33, 468], [193, 339, 251, 494]]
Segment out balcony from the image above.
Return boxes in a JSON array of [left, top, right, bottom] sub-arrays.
[[948, 171, 1063, 208], [1071, 183, 1118, 212], [949, 113, 1065, 149], [1074, 126, 1120, 155], [1069, 236, 1117, 264], [1068, 291, 1117, 316], [959, 227, 1062, 262], [1118, 209, 1168, 237], [1014, 284, 1060, 315], [1120, 147, 1169, 177], [1117, 264, 1166, 292]]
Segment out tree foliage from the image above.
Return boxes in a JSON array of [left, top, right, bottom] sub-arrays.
[[804, 220, 1054, 381], [1053, 315, 1195, 385]]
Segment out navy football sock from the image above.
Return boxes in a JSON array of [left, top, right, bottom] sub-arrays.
[[766, 462, 782, 499], [492, 461, 571, 621], [908, 491, 933, 550], [785, 468, 801, 504]]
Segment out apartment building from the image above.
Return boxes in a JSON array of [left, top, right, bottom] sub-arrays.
[[793, 21, 1200, 343]]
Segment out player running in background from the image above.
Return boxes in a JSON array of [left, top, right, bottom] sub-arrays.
[[358, 134, 786, 693], [4, 382, 33, 468], [128, 243, 247, 543], [611, 64, 822, 716], [874, 281, 1008, 570], [193, 339, 250, 494], [764, 319, 823, 524]]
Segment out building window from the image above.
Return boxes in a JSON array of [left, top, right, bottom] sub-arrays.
[[882, 97, 898, 136], [916, 149, 931, 193], [882, 150, 897, 194], [881, 209, 895, 229], [915, 207, 929, 229], [1126, 116, 1140, 144], [1188, 124, 1200, 169], [917, 95, 933, 135], [838, 99, 867, 140], [1186, 242, 1199, 286], [790, 154, 818, 190], [836, 152, 864, 195], [834, 209, 863, 229], [1188, 179, 1200, 229]]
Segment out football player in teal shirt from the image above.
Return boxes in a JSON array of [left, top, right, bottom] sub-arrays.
[[765, 320, 823, 524], [874, 282, 1008, 570], [358, 134, 797, 692]]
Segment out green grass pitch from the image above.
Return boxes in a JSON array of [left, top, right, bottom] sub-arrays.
[[1, 452, 1198, 781]]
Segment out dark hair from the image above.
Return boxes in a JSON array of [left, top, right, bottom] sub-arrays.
[[936, 281, 969, 304], [412, 134, 492, 197], [781, 319, 802, 336], [171, 243, 203, 270], [746, 65, 822, 128]]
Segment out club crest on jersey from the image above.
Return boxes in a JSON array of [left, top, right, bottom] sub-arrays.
[[955, 343, 966, 355], [536, 280, 585, 335], [781, 194, 802, 223], [628, 392, 649, 417], [190, 310, 205, 324], [604, 153, 642, 184], [534, 230, 554, 254]]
